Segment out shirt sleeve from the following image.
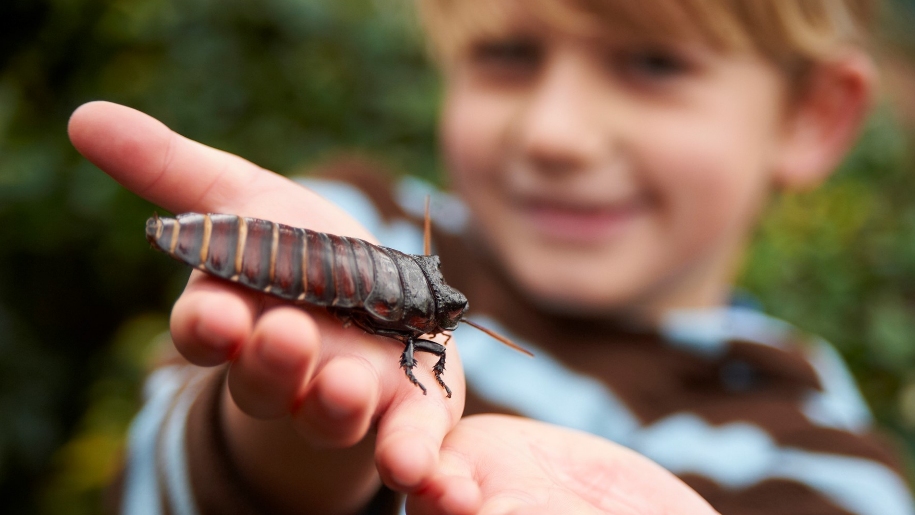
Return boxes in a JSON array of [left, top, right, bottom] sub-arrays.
[[116, 360, 401, 515], [118, 363, 212, 515]]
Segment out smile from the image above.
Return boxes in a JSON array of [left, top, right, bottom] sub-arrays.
[[520, 197, 649, 245]]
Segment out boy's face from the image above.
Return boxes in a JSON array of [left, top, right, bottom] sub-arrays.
[[440, 12, 791, 319]]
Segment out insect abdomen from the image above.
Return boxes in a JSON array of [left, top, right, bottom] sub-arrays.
[[146, 213, 410, 320]]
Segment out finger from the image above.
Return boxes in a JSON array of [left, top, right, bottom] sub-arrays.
[[169, 273, 258, 366], [374, 389, 461, 492], [498, 507, 564, 515], [434, 477, 482, 515], [68, 101, 267, 213], [291, 356, 380, 448], [479, 496, 597, 515], [68, 101, 374, 238], [406, 429, 481, 515], [227, 307, 320, 419], [407, 475, 481, 515]]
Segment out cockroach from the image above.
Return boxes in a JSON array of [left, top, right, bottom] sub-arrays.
[[145, 204, 531, 397]]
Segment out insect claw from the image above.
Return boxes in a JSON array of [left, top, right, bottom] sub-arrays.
[[401, 339, 428, 395], [408, 372, 427, 395], [433, 355, 451, 398]]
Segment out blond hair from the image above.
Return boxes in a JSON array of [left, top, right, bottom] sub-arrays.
[[417, 0, 877, 79]]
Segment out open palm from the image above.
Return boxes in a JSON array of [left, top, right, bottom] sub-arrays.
[[409, 415, 719, 515]]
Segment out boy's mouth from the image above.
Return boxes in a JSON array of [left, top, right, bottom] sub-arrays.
[[520, 198, 648, 244]]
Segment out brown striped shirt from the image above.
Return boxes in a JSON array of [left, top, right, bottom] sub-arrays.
[[114, 161, 914, 515]]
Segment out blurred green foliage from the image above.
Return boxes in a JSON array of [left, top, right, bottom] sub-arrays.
[[1, 0, 915, 513], [742, 114, 915, 441]]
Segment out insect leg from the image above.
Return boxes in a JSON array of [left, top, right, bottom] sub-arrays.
[[329, 310, 353, 329], [413, 339, 451, 398], [400, 338, 428, 395]]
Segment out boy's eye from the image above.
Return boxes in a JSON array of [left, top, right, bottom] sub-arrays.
[[469, 39, 542, 82], [614, 49, 691, 83]]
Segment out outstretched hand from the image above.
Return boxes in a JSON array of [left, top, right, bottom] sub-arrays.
[[68, 101, 465, 513], [408, 415, 719, 515]]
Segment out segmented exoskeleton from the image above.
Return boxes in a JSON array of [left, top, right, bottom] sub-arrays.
[[146, 212, 529, 396]]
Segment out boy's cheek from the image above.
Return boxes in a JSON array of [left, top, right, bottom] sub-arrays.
[[440, 85, 517, 182]]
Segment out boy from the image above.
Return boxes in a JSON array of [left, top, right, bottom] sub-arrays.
[[68, 0, 913, 513]]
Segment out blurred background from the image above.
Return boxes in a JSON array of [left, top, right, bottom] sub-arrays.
[[2, 0, 915, 513]]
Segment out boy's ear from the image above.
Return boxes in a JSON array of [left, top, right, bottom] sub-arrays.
[[772, 49, 877, 191]]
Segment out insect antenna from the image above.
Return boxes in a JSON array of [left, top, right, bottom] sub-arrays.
[[460, 318, 534, 357], [423, 195, 432, 256]]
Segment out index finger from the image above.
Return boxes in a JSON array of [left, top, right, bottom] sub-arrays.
[[68, 101, 374, 239]]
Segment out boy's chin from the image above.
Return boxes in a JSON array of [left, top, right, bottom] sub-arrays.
[[518, 279, 654, 323], [527, 296, 660, 329]]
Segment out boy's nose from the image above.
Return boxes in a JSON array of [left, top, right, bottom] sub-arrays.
[[513, 53, 609, 175]]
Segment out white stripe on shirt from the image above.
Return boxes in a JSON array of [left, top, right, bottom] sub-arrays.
[[122, 366, 186, 515]]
